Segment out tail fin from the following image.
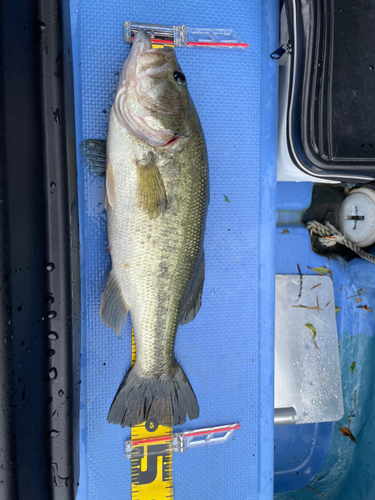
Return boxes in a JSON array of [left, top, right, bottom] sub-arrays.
[[107, 361, 199, 427]]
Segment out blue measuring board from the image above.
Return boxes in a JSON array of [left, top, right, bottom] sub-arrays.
[[70, 0, 278, 498]]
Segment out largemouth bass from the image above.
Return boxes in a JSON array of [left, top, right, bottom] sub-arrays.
[[101, 30, 209, 427]]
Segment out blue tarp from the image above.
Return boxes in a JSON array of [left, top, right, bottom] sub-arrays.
[[70, 1, 278, 498]]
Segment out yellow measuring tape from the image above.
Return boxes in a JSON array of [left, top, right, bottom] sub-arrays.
[[130, 329, 174, 500], [128, 36, 175, 500]]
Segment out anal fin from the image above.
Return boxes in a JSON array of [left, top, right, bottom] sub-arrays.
[[179, 251, 205, 325], [137, 151, 167, 219], [100, 270, 129, 335]]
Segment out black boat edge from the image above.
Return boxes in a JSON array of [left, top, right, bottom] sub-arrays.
[[0, 0, 80, 498]]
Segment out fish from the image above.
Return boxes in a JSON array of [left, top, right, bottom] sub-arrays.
[[85, 30, 209, 428]]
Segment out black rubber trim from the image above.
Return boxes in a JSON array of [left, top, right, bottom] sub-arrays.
[[0, 0, 80, 498], [285, 0, 375, 182]]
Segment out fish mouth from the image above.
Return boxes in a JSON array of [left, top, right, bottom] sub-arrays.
[[144, 47, 174, 55], [132, 30, 152, 52], [132, 35, 174, 61]]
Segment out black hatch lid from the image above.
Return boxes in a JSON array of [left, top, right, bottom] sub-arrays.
[[286, 0, 375, 182]]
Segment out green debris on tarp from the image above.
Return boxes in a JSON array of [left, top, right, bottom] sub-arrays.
[[305, 323, 317, 339], [335, 306, 342, 314], [307, 266, 331, 276], [223, 194, 230, 203], [350, 361, 356, 374], [305, 323, 319, 349]]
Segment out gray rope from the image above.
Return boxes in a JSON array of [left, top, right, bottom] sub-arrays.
[[306, 220, 375, 264]]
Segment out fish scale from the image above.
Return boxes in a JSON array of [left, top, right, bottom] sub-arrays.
[[109, 128, 207, 373]]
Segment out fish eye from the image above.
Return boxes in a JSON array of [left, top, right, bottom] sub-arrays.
[[173, 71, 186, 85]]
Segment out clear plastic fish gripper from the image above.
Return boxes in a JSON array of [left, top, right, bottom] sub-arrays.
[[123, 21, 249, 49]]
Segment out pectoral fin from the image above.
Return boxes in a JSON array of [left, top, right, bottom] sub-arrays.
[[137, 151, 167, 219], [80, 139, 107, 177], [100, 270, 129, 335], [179, 251, 205, 325]]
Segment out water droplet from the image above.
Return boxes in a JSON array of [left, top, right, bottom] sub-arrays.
[[50, 181, 56, 188], [58, 390, 64, 397], [340, 7, 343, 13], [48, 429, 60, 438], [47, 349, 55, 356], [51, 463, 70, 487], [46, 263, 55, 271], [48, 368, 57, 380], [370, 65, 374, 71], [47, 311, 57, 319], [46, 295, 54, 304], [48, 332, 58, 340], [18, 305, 22, 311], [47, 396, 53, 403], [52, 108, 60, 123]]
